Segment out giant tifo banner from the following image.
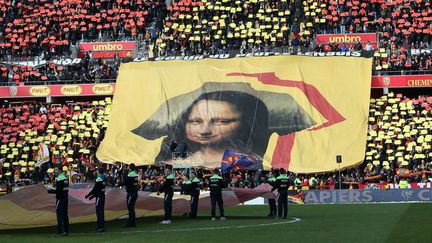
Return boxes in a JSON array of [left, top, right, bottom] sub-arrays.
[[0, 83, 115, 98], [0, 183, 272, 229], [78, 41, 136, 59], [97, 56, 372, 173], [371, 75, 432, 88]]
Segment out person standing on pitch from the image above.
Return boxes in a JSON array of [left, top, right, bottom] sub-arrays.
[[271, 168, 290, 219], [47, 166, 69, 236], [85, 167, 106, 233], [189, 171, 201, 218], [158, 168, 175, 224], [209, 168, 226, 221], [125, 163, 139, 228], [267, 170, 278, 217]]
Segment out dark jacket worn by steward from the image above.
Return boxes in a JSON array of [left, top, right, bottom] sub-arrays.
[[189, 177, 201, 196], [271, 174, 290, 192], [268, 176, 276, 187], [86, 174, 106, 199], [209, 174, 225, 194], [48, 173, 69, 199], [159, 173, 175, 194], [125, 171, 139, 193], [183, 177, 201, 196]]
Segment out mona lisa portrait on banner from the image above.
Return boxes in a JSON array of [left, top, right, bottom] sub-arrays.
[[131, 82, 315, 168], [97, 56, 372, 173]]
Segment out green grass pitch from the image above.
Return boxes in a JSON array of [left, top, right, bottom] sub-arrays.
[[1, 203, 431, 243]]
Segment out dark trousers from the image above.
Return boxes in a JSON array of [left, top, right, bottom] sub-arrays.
[[126, 192, 138, 226], [56, 198, 69, 235], [164, 192, 173, 220], [96, 196, 105, 230], [268, 198, 277, 216], [277, 190, 288, 218], [210, 192, 224, 218], [190, 194, 199, 218]]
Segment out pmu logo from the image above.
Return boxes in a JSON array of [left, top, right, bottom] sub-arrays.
[[402, 190, 414, 200]]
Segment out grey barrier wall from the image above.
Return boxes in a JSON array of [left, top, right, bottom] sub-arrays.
[[303, 189, 432, 204]]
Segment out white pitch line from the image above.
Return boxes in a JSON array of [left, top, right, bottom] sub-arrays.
[[71, 217, 301, 236]]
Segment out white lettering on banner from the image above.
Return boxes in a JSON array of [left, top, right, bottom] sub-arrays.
[[418, 190, 430, 201], [300, 51, 362, 57], [401, 190, 414, 200], [339, 190, 348, 202], [306, 190, 373, 203], [320, 190, 332, 203], [329, 35, 362, 43], [410, 49, 431, 56], [2, 58, 82, 67], [417, 183, 425, 188], [365, 184, 380, 189], [350, 190, 361, 202], [304, 191, 319, 203], [362, 190, 373, 202], [209, 54, 231, 59], [133, 51, 366, 62], [388, 184, 410, 189], [52, 59, 81, 66], [304, 189, 431, 204], [365, 183, 431, 189]]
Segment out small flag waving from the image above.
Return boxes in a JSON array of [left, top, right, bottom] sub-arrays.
[[221, 149, 258, 172], [35, 143, 50, 167]]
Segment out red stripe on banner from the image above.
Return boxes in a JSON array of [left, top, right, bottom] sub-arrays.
[[227, 72, 346, 169], [272, 133, 295, 170]]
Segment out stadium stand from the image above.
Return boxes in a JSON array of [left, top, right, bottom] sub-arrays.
[[1, 54, 118, 86], [364, 93, 432, 183], [0, 0, 431, 191], [0, 99, 110, 186], [0, 0, 429, 86], [0, 0, 165, 59], [1, 92, 432, 189]]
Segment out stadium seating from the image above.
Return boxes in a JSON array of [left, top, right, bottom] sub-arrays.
[[364, 92, 432, 182], [0, 0, 164, 59], [0, 99, 111, 183], [0, 0, 429, 83], [1, 92, 432, 187], [0, 0, 431, 188], [0, 55, 119, 85], [158, 0, 295, 56]]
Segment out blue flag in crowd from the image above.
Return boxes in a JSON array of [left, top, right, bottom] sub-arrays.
[[221, 149, 258, 172]]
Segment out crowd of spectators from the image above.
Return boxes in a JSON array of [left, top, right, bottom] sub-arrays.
[[0, 99, 110, 189], [0, 0, 432, 191], [1, 93, 432, 193], [0, 52, 119, 85], [361, 92, 432, 187], [0, 0, 430, 83], [0, 0, 165, 59]]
